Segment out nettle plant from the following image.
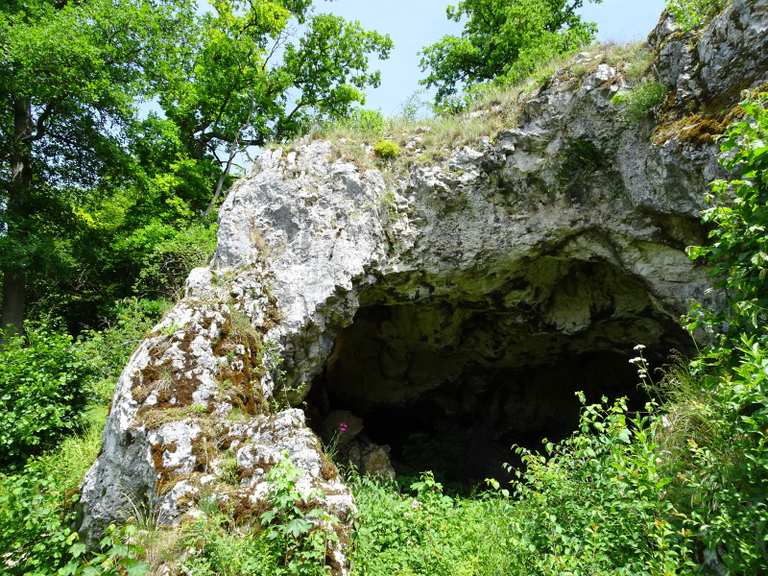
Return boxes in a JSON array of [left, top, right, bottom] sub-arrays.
[[260, 457, 339, 576]]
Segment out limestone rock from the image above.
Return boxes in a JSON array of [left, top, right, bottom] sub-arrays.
[[651, 0, 768, 107]]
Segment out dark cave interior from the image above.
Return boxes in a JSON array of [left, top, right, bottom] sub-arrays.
[[305, 262, 691, 487]]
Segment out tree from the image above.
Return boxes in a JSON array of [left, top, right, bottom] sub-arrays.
[[159, 0, 393, 215], [420, 0, 602, 106], [0, 0, 392, 332], [0, 0, 195, 333]]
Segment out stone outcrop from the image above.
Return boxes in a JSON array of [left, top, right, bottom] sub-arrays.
[[80, 1, 768, 571]]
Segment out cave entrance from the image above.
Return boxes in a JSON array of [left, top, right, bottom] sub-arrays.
[[305, 260, 691, 487]]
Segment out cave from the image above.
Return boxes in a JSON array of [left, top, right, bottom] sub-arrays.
[[306, 258, 691, 487]]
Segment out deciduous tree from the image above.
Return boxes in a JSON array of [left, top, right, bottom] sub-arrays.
[[420, 0, 602, 106]]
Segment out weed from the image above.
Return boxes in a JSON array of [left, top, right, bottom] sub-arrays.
[[612, 80, 667, 122], [373, 140, 401, 160]]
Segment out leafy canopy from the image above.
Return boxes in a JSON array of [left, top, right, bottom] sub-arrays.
[[420, 0, 602, 106], [0, 0, 392, 330]]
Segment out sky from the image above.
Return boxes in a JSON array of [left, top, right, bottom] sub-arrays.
[[318, 0, 668, 115]]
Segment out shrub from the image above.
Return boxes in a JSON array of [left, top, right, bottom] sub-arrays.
[[0, 324, 92, 469], [671, 338, 768, 573], [181, 456, 338, 576], [612, 80, 667, 122], [0, 465, 78, 575], [687, 94, 768, 341], [667, 0, 727, 32], [373, 140, 401, 160], [130, 221, 217, 300], [506, 395, 696, 574], [61, 524, 149, 576], [676, 93, 768, 573], [0, 300, 166, 575]]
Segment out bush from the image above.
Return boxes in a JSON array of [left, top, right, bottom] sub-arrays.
[[672, 338, 768, 573], [676, 93, 768, 573], [0, 465, 78, 575], [181, 456, 338, 576], [687, 94, 768, 341], [61, 524, 149, 576], [667, 0, 727, 32], [0, 299, 166, 575], [506, 395, 696, 574], [373, 140, 401, 160], [130, 222, 217, 300], [0, 324, 92, 469]]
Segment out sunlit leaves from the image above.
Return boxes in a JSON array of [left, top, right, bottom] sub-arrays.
[[420, 0, 602, 106]]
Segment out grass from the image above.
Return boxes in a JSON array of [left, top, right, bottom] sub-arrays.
[[310, 41, 651, 180], [348, 472, 516, 576]]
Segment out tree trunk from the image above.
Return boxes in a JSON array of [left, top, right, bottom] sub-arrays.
[[204, 148, 237, 217], [2, 97, 33, 335], [2, 269, 26, 336]]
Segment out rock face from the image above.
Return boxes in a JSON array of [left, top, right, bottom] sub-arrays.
[[80, 1, 768, 571]]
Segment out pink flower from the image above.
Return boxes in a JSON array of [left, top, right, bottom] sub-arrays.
[[339, 422, 349, 433]]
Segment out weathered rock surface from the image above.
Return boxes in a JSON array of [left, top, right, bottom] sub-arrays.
[[80, 1, 768, 571]]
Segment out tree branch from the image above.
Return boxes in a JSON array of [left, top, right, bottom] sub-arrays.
[[31, 103, 56, 141]]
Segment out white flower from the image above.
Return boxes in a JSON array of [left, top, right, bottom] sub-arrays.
[[633, 344, 646, 351]]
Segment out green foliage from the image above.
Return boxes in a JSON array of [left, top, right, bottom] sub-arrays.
[[0, 299, 163, 575], [78, 298, 169, 401], [260, 457, 337, 575], [667, 0, 727, 32], [420, 0, 603, 106], [182, 456, 339, 576], [505, 396, 696, 574], [154, 0, 392, 220], [671, 338, 768, 573], [373, 140, 401, 160], [130, 222, 217, 299], [0, 0, 195, 330], [331, 109, 387, 140], [0, 464, 79, 575], [350, 471, 516, 576], [61, 525, 149, 576], [611, 80, 667, 122], [674, 93, 768, 572], [687, 94, 768, 340], [0, 324, 92, 468], [1, 0, 393, 331]]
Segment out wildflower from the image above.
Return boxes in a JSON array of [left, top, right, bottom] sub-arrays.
[[633, 344, 646, 351], [339, 422, 349, 434]]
